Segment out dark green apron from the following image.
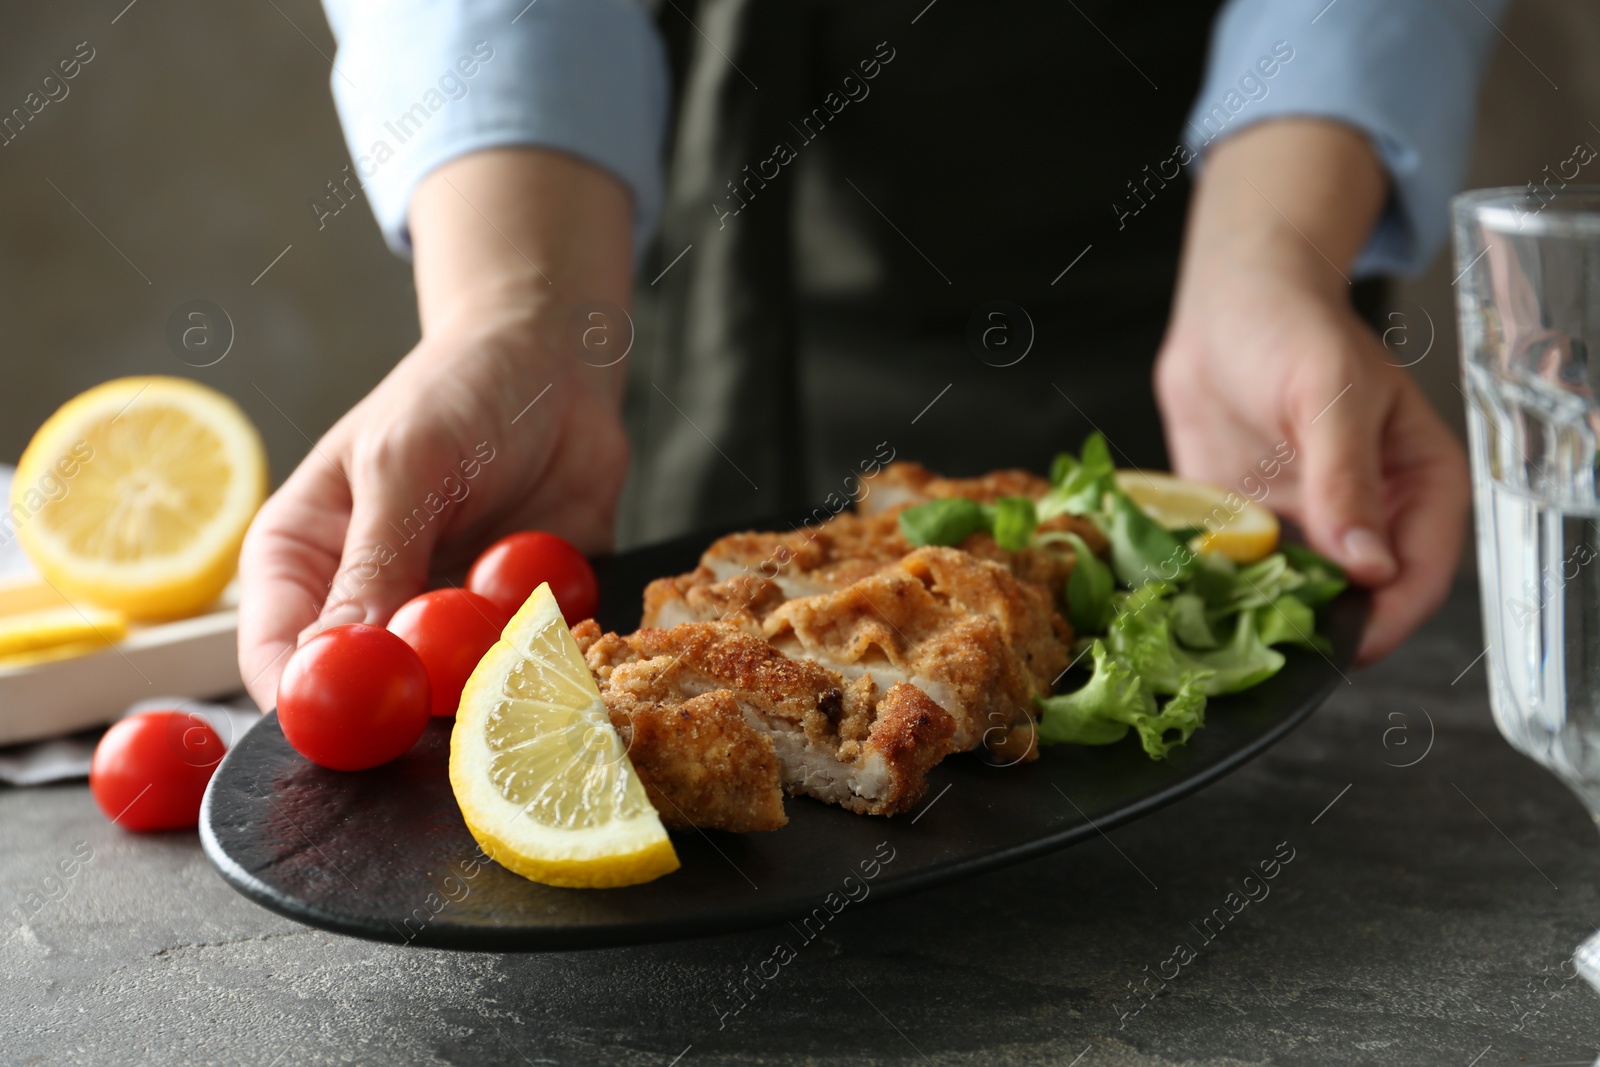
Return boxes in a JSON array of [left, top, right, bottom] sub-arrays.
[[619, 0, 1228, 544]]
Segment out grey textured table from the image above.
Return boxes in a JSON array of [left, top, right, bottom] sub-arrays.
[[4, 578, 1599, 1066]]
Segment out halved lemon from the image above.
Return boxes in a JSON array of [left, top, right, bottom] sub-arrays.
[[13, 377, 266, 620], [0, 577, 126, 661], [1116, 469, 1279, 563], [450, 583, 678, 889]]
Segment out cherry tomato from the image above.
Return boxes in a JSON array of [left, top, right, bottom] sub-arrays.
[[90, 710, 226, 832], [387, 588, 511, 717], [277, 623, 431, 771], [467, 531, 599, 623]]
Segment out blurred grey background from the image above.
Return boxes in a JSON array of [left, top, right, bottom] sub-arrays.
[[0, 0, 1594, 549]]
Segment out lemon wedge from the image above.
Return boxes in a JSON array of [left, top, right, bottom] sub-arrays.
[[1115, 469, 1279, 563], [450, 583, 678, 889], [0, 577, 125, 661], [12, 377, 267, 620]]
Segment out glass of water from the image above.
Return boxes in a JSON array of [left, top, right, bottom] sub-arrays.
[[1454, 186, 1600, 992]]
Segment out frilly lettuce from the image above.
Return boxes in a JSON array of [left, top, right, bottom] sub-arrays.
[[1035, 640, 1209, 759], [907, 432, 1346, 761], [1106, 587, 1285, 696], [1039, 433, 1114, 519]]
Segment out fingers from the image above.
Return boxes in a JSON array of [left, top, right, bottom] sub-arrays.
[[1293, 355, 1399, 588], [305, 442, 449, 640], [1354, 386, 1470, 664], [237, 459, 352, 710]]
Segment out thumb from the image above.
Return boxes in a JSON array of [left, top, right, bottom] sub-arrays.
[[1297, 370, 1399, 587], [302, 467, 446, 641]]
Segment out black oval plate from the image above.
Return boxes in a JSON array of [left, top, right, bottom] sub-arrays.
[[201, 526, 1366, 951]]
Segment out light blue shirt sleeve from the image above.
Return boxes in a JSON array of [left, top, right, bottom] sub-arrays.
[[1184, 0, 1510, 277], [320, 0, 669, 259]]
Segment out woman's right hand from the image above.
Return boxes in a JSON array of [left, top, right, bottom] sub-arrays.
[[237, 148, 635, 710]]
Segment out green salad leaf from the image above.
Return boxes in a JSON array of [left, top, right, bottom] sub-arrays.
[[1107, 591, 1284, 696], [1167, 591, 1220, 649], [1107, 490, 1196, 588], [1036, 640, 1150, 746], [1143, 675, 1209, 759], [1281, 543, 1348, 606], [1256, 594, 1329, 652], [1190, 609, 1288, 692], [1036, 640, 1209, 759], [1235, 553, 1303, 607], [901, 434, 1344, 762], [984, 496, 1038, 551], [1048, 451, 1077, 487], [1060, 531, 1114, 634], [1187, 551, 1240, 607], [899, 498, 988, 547], [899, 495, 1039, 551], [1039, 433, 1115, 518], [1105, 589, 1210, 695]]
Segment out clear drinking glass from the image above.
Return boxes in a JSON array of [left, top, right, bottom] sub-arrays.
[[1454, 186, 1600, 995]]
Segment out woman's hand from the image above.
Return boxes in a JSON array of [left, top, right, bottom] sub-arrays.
[[1155, 119, 1470, 665], [237, 148, 634, 709]]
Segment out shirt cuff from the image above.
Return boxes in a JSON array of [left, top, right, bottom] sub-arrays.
[[1183, 0, 1507, 277], [323, 0, 668, 259]]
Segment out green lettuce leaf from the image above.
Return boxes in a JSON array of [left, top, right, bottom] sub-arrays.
[[1035, 640, 1209, 759], [1038, 432, 1115, 518], [898, 495, 1039, 551], [1189, 609, 1287, 693], [1235, 553, 1303, 607], [1107, 490, 1196, 588], [1108, 592, 1283, 695], [1106, 590, 1207, 694], [1187, 551, 1241, 608], [899, 498, 988, 547], [1061, 531, 1114, 634], [983, 496, 1038, 551], [1256, 594, 1329, 652], [1281, 543, 1348, 606], [1036, 640, 1150, 746], [1048, 451, 1077, 487], [1168, 591, 1220, 649], [1139, 675, 1208, 759]]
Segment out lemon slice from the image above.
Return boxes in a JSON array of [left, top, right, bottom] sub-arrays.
[[0, 577, 126, 660], [13, 377, 267, 620], [1115, 469, 1279, 563], [450, 583, 678, 889]]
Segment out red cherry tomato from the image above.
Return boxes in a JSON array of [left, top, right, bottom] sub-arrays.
[[467, 531, 599, 623], [90, 710, 226, 832], [387, 588, 510, 717], [276, 623, 431, 770]]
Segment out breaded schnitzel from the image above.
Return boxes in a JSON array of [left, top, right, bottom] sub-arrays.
[[855, 461, 1056, 516], [644, 547, 1066, 762], [574, 619, 955, 828], [584, 460, 1106, 829]]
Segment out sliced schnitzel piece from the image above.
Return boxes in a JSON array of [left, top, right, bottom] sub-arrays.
[[641, 457, 1107, 629], [643, 548, 1067, 763], [762, 548, 1062, 761], [610, 685, 787, 833], [642, 567, 785, 632], [574, 619, 956, 823], [700, 510, 912, 595]]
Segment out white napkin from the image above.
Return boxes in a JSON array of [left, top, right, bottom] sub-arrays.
[[0, 696, 262, 786]]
